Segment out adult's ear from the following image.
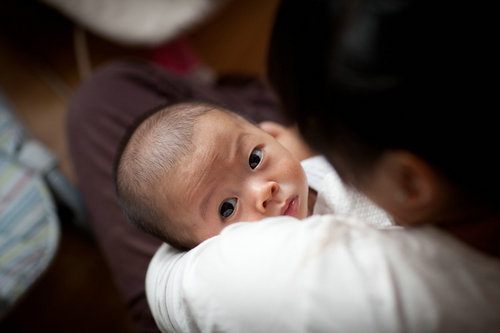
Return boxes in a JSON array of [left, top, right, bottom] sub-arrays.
[[368, 150, 452, 225]]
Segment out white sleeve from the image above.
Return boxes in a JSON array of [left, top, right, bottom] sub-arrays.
[[146, 216, 500, 333], [146, 245, 192, 333]]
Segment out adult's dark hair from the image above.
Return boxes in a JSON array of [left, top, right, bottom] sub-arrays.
[[268, 0, 497, 209]]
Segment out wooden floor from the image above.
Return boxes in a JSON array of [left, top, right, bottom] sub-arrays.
[[0, 0, 280, 331]]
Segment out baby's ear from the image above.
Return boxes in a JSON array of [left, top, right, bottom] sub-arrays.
[[259, 121, 286, 138]]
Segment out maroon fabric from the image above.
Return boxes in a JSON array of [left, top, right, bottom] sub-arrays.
[[67, 60, 284, 333]]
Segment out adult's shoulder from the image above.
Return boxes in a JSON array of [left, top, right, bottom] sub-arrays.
[[147, 215, 500, 332]]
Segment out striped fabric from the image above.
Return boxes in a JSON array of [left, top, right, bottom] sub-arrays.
[[0, 94, 60, 319]]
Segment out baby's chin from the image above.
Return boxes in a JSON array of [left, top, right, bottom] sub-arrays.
[[299, 196, 310, 219], [299, 206, 310, 219], [294, 194, 310, 220]]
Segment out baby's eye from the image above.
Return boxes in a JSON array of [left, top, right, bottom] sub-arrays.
[[249, 148, 263, 169], [219, 198, 237, 220]]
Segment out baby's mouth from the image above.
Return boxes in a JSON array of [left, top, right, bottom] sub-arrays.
[[281, 195, 299, 217]]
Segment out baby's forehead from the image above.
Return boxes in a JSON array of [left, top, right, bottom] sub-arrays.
[[202, 108, 253, 125], [200, 109, 263, 136], [168, 111, 259, 194]]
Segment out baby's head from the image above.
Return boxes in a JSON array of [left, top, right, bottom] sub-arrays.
[[115, 102, 309, 250]]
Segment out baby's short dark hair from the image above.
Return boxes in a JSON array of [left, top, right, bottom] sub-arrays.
[[115, 101, 226, 250]]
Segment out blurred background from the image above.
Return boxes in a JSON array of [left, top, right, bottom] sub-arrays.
[[0, 0, 280, 331]]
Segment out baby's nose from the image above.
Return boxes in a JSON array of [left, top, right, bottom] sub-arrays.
[[255, 181, 279, 213]]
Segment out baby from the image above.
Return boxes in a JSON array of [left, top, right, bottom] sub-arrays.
[[115, 101, 317, 251]]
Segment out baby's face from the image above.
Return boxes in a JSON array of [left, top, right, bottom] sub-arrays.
[[160, 110, 309, 248]]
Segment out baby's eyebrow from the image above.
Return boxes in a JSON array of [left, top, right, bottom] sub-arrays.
[[234, 132, 251, 160], [184, 151, 218, 207], [198, 132, 250, 220], [199, 186, 212, 220]]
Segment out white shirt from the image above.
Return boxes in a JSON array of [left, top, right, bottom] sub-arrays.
[[302, 156, 394, 227], [146, 157, 500, 333]]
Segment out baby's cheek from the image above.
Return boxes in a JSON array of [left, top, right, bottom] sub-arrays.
[[293, 161, 307, 181], [275, 153, 306, 184], [290, 162, 308, 187]]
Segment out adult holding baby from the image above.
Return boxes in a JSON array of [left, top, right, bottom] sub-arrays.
[[145, 0, 500, 331], [68, 0, 500, 332]]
